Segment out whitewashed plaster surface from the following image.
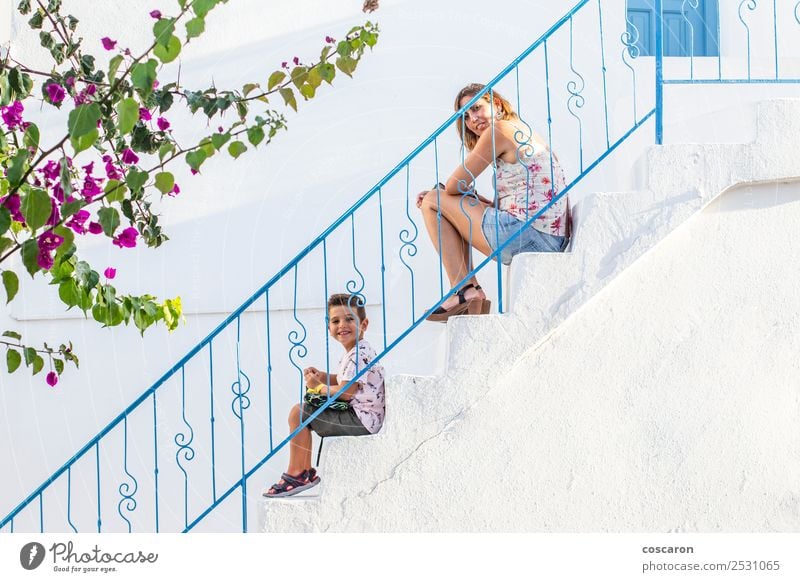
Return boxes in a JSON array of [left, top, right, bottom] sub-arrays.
[[262, 100, 800, 532], [2, 0, 800, 529]]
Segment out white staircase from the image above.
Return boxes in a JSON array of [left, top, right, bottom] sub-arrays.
[[261, 100, 800, 532]]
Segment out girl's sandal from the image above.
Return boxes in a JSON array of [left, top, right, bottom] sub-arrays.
[[426, 284, 491, 322], [263, 468, 320, 498]]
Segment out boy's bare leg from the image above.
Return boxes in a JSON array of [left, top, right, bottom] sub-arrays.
[[286, 404, 313, 475]]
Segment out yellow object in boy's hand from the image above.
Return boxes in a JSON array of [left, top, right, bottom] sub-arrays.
[[306, 383, 326, 395]]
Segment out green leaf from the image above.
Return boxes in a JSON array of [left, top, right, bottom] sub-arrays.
[[53, 226, 74, 260], [0, 207, 10, 237], [154, 35, 181, 63], [7, 349, 21, 373], [23, 123, 40, 151], [2, 330, 21, 340], [247, 126, 265, 147], [267, 71, 286, 91], [2, 270, 19, 303], [0, 237, 13, 255], [210, 132, 230, 150], [126, 168, 148, 192], [70, 128, 98, 154], [7, 150, 28, 188], [116, 98, 139, 135], [153, 17, 175, 46], [158, 142, 175, 162], [185, 17, 205, 39], [60, 199, 84, 219], [98, 207, 120, 237], [20, 187, 51, 232], [104, 180, 127, 203], [192, 0, 216, 18], [299, 83, 316, 100], [242, 83, 259, 97], [21, 239, 39, 276], [23, 346, 35, 366], [59, 157, 72, 198], [185, 149, 208, 171], [58, 279, 80, 307], [290, 66, 308, 89], [131, 59, 158, 96], [154, 172, 174, 194], [335, 55, 356, 77], [67, 103, 101, 139], [32, 354, 44, 375], [227, 141, 247, 159], [54, 358, 64, 375], [307, 66, 322, 89], [108, 55, 124, 82], [279, 87, 297, 111]]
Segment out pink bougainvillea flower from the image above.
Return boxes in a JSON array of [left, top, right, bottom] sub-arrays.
[[293, 56, 300, 65], [190, 168, 199, 176], [41, 159, 60, 183], [51, 183, 65, 203], [325, 36, 335, 43], [139, 108, 152, 121], [36, 248, 54, 270], [86, 84, 97, 96], [121, 148, 139, 165], [281, 61, 288, 69], [152, 79, 159, 89], [149, 9, 162, 19], [156, 117, 170, 131], [66, 209, 90, 234], [104, 267, 116, 279], [46, 371, 59, 387], [47, 198, 61, 227], [38, 230, 64, 252], [169, 183, 180, 196], [113, 227, 138, 248], [1, 193, 24, 222], [46, 83, 65, 104], [101, 37, 117, 50], [102, 155, 123, 180], [1, 101, 24, 130], [88, 221, 103, 235]]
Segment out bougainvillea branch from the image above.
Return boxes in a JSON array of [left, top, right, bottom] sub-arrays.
[[0, 0, 380, 385]]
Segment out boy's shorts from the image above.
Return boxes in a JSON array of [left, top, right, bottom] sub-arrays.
[[301, 403, 370, 437]]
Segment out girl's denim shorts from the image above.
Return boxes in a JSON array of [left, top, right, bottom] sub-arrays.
[[481, 207, 567, 265]]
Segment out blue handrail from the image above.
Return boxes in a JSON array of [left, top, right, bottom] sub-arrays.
[[3, 0, 798, 533]]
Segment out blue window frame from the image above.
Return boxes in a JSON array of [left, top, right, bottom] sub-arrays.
[[627, 0, 720, 57]]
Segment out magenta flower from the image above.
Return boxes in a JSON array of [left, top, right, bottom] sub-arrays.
[[325, 36, 335, 43], [80, 176, 103, 202], [51, 184, 65, 203], [1, 101, 24, 130], [121, 148, 139, 165], [169, 183, 180, 196], [41, 160, 60, 182], [156, 117, 170, 131], [47, 198, 61, 227], [102, 155, 123, 180], [46, 371, 59, 387], [293, 56, 300, 65], [46, 83, 65, 104], [86, 84, 97, 96], [190, 168, 199, 175], [113, 227, 138, 248], [149, 9, 162, 19], [101, 37, 117, 50], [139, 108, 152, 121], [104, 267, 116, 279], [66, 209, 90, 234], [38, 230, 64, 252], [88, 221, 103, 235], [1, 194, 24, 222], [65, 76, 76, 88], [37, 248, 54, 270], [281, 61, 288, 69]]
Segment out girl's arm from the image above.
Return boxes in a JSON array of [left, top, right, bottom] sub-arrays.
[[443, 122, 515, 196], [320, 380, 359, 401]]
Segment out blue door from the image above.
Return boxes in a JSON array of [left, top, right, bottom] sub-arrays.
[[627, 0, 719, 57]]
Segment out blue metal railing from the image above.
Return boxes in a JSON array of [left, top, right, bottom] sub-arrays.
[[2, 0, 798, 532]]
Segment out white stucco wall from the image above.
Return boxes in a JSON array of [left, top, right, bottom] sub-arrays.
[[2, 0, 800, 530]]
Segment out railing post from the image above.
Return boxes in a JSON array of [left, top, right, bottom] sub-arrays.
[[655, 0, 664, 144]]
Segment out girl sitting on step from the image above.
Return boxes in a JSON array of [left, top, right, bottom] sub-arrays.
[[416, 83, 571, 322]]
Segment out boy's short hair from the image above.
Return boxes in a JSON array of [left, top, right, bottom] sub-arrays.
[[327, 293, 367, 321]]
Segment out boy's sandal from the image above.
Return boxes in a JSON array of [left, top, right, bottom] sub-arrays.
[[426, 284, 491, 322], [263, 468, 320, 498]]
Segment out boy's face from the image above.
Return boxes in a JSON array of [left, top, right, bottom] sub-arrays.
[[327, 305, 368, 351]]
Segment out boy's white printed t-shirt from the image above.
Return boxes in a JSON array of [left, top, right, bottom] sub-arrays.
[[338, 339, 385, 433]]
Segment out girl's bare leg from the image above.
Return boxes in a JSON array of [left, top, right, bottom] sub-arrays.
[[421, 190, 490, 309]]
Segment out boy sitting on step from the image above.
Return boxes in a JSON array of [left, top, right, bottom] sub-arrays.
[[263, 293, 385, 497]]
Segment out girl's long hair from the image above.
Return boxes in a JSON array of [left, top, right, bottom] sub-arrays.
[[454, 83, 516, 151]]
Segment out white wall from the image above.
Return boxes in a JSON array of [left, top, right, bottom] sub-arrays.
[[2, 0, 800, 530]]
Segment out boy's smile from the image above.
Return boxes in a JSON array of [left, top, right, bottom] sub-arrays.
[[328, 305, 368, 351]]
